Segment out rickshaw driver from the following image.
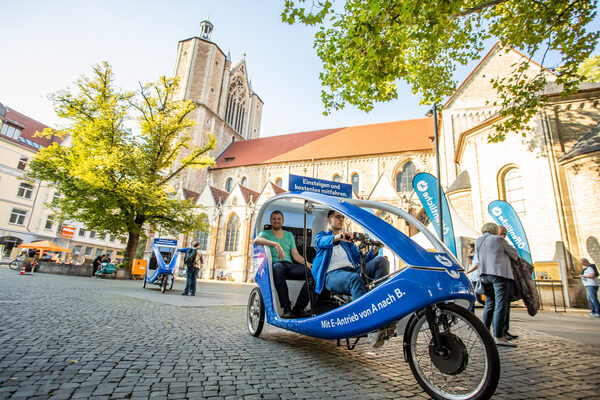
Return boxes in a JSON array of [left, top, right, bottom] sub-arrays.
[[254, 210, 312, 319]]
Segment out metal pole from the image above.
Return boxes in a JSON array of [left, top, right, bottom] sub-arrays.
[[433, 104, 444, 243]]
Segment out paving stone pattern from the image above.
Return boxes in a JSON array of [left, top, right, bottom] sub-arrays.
[[0, 269, 599, 399]]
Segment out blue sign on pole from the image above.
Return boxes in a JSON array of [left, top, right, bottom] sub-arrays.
[[488, 200, 533, 264], [412, 172, 457, 256], [153, 238, 178, 247], [288, 174, 353, 199]]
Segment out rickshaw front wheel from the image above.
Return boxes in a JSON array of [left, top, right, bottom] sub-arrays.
[[404, 303, 500, 400], [142, 274, 147, 288], [161, 276, 168, 293], [247, 287, 265, 337]]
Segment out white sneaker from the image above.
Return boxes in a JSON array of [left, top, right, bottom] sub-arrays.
[[494, 337, 517, 347], [368, 331, 385, 348]]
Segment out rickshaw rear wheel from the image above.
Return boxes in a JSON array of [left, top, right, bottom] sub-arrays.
[[169, 276, 174, 290], [247, 287, 265, 337], [404, 303, 500, 400], [143, 274, 147, 288]]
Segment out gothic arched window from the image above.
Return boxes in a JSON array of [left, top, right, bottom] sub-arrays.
[[224, 215, 240, 252], [225, 178, 233, 192], [224, 75, 247, 135], [240, 177, 247, 187], [396, 161, 417, 192], [196, 229, 209, 251], [275, 177, 283, 187], [500, 167, 526, 216], [333, 174, 341, 182], [351, 173, 359, 193]]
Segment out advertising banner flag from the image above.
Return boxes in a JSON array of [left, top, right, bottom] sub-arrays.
[[412, 172, 457, 256], [488, 200, 533, 264], [60, 225, 76, 239]]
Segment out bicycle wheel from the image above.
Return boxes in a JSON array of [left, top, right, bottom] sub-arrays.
[[161, 276, 168, 293], [247, 287, 265, 337], [9, 260, 21, 270], [404, 303, 500, 400]]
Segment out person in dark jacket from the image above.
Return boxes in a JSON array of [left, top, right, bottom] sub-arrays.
[[475, 223, 519, 347], [92, 254, 104, 277]]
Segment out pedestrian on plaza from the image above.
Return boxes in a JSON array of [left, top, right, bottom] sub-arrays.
[[579, 258, 600, 318], [465, 243, 479, 312], [91, 254, 104, 277], [498, 226, 519, 340], [182, 241, 203, 296], [474, 222, 519, 347], [254, 210, 312, 318]]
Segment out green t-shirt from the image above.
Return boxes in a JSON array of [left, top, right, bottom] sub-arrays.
[[259, 230, 296, 263]]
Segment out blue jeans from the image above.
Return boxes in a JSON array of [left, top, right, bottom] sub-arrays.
[[184, 267, 199, 295], [585, 285, 600, 314], [325, 256, 389, 299], [272, 261, 310, 310], [480, 274, 511, 338]]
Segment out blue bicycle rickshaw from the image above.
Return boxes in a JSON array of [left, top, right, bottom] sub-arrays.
[[247, 191, 500, 400], [143, 238, 179, 293]]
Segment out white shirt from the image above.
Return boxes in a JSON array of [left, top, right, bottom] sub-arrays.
[[467, 253, 480, 282], [581, 266, 599, 287], [328, 244, 352, 272]]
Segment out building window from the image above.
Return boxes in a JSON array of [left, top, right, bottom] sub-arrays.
[[224, 75, 247, 134], [396, 161, 417, 192], [196, 229, 209, 251], [84, 247, 93, 256], [1, 124, 21, 140], [224, 214, 240, 252], [95, 248, 103, 257], [9, 208, 27, 225], [44, 215, 54, 230], [78, 228, 86, 237], [351, 173, 359, 193], [17, 157, 28, 171], [225, 177, 233, 192], [52, 192, 61, 203], [333, 174, 341, 182], [16, 183, 34, 199], [105, 250, 113, 259], [73, 245, 83, 254], [503, 168, 526, 216], [89, 231, 96, 239], [109, 236, 115, 242], [275, 178, 283, 187], [240, 176, 247, 187]]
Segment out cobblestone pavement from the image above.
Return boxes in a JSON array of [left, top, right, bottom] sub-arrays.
[[0, 269, 599, 400]]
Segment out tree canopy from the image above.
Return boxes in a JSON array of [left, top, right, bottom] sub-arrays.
[[27, 62, 215, 265], [282, 0, 599, 141]]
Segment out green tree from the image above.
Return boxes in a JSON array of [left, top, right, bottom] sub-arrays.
[[283, 0, 599, 141], [27, 62, 216, 266], [578, 54, 600, 82]]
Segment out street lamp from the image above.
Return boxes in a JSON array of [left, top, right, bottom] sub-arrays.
[[426, 104, 444, 243]]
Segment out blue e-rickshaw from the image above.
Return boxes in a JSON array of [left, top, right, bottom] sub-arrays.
[[143, 238, 179, 293], [247, 191, 500, 400]]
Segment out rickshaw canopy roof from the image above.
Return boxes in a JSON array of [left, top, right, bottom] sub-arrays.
[[18, 240, 71, 253]]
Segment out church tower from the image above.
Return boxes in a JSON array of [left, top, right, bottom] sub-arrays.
[[173, 20, 264, 193]]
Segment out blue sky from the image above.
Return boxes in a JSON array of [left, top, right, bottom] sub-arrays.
[[1, 0, 597, 137]]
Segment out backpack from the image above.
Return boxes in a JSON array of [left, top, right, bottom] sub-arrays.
[[184, 248, 197, 266]]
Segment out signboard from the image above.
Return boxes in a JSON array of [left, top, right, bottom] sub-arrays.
[[60, 225, 76, 239], [412, 172, 457, 256], [153, 238, 178, 247], [488, 200, 533, 264], [288, 174, 352, 198]]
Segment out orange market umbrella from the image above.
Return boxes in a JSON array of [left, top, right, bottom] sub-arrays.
[[18, 240, 71, 254]]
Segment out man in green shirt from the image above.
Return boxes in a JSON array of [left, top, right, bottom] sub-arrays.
[[254, 210, 311, 318]]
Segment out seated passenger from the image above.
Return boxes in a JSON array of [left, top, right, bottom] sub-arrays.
[[312, 210, 389, 301], [254, 210, 312, 319]]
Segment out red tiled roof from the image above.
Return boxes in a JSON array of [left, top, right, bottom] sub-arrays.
[[4, 107, 61, 149], [212, 119, 433, 169], [270, 181, 286, 195], [209, 186, 229, 205], [239, 185, 260, 204], [182, 188, 200, 202]]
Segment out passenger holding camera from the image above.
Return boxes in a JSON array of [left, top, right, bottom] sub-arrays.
[[312, 210, 389, 301]]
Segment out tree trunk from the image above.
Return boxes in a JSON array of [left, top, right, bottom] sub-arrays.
[[123, 215, 146, 268]]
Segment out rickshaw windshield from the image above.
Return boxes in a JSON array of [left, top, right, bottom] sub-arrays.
[[256, 192, 460, 269]]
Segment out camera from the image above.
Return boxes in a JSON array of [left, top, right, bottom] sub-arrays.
[[341, 232, 353, 241]]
